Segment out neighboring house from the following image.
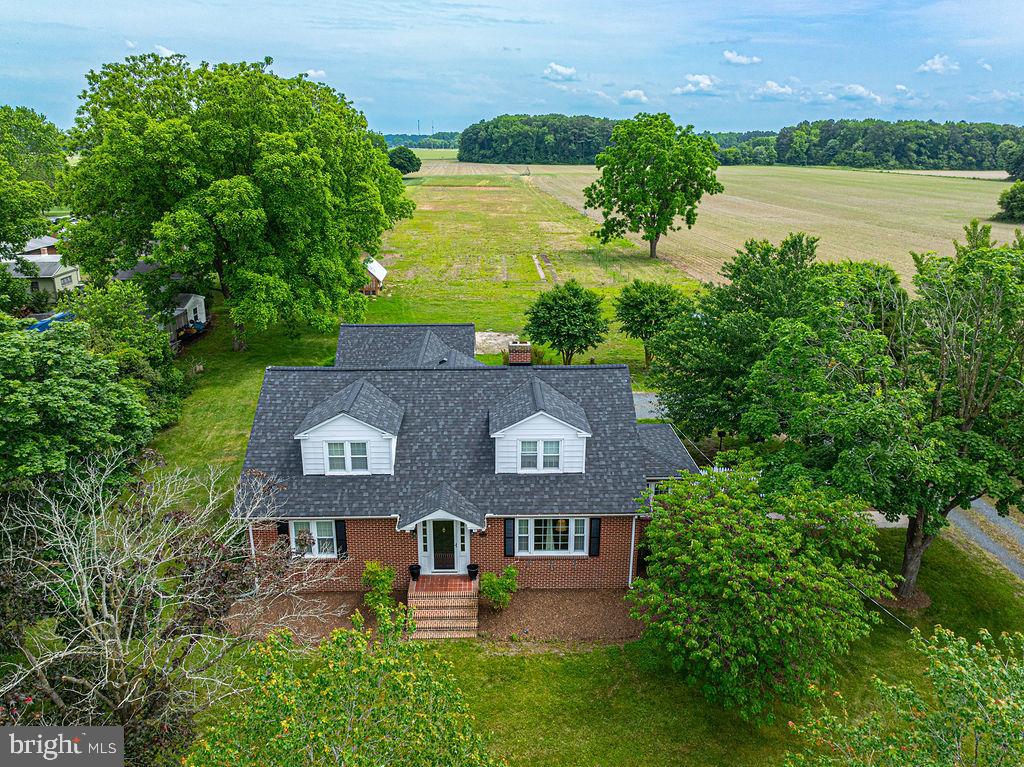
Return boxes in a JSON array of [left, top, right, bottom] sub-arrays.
[[2, 252, 81, 296], [242, 323, 697, 635], [20, 235, 59, 255], [361, 257, 387, 295], [113, 262, 208, 350]]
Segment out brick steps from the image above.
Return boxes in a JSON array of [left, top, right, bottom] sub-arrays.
[[408, 575, 479, 640]]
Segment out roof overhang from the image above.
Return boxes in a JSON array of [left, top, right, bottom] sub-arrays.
[[293, 412, 396, 440], [396, 509, 484, 532], [489, 410, 592, 438]]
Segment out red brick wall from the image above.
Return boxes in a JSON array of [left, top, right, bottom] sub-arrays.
[[251, 515, 651, 592]]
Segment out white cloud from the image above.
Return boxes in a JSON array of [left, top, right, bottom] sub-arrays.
[[305, 68, 326, 78], [542, 62, 578, 82], [839, 83, 883, 104], [672, 73, 719, 94], [125, 39, 137, 49], [977, 58, 993, 71], [917, 53, 959, 74], [154, 44, 175, 57], [723, 49, 761, 65], [968, 89, 1022, 103], [756, 80, 793, 97], [619, 88, 649, 104]]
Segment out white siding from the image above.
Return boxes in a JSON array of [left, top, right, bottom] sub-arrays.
[[494, 412, 587, 474], [297, 413, 395, 475]]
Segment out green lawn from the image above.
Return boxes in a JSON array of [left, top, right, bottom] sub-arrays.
[[445, 530, 1024, 767], [412, 147, 459, 159]]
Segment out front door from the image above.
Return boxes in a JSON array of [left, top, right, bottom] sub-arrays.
[[432, 519, 456, 571]]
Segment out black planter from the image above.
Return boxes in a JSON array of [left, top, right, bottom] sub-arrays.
[[467, 563, 480, 581], [409, 564, 421, 582]]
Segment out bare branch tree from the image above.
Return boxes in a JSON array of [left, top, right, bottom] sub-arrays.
[[0, 451, 346, 763]]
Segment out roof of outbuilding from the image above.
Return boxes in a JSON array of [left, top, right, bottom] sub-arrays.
[[364, 257, 387, 282], [386, 329, 484, 370], [2, 254, 73, 279], [399, 482, 485, 529], [243, 364, 649, 519], [489, 377, 591, 435], [22, 235, 58, 252], [335, 323, 478, 368], [638, 423, 700, 478], [293, 379, 405, 436]]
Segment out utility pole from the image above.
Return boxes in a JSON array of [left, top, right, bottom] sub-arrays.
[[417, 119, 420, 136]]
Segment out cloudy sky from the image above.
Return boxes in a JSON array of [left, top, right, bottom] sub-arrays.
[[1, 0, 1021, 133]]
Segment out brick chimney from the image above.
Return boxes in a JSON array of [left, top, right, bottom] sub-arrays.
[[508, 341, 532, 365]]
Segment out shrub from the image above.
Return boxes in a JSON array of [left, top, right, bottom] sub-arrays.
[[479, 566, 518, 610], [361, 560, 396, 618], [995, 179, 1024, 222]]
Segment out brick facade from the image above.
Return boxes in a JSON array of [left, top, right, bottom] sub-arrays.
[[251, 515, 650, 591]]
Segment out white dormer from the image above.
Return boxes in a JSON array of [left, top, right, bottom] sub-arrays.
[[293, 380, 402, 476], [489, 378, 591, 474]]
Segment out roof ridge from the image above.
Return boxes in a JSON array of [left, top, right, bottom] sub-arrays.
[[266, 364, 632, 372], [530, 378, 546, 410]]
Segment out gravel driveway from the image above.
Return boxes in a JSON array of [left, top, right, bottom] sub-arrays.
[[633, 392, 663, 420]]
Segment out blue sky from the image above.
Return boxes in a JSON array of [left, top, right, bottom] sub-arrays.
[[1, 0, 1021, 133]]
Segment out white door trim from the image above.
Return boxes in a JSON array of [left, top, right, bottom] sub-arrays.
[[418, 520, 469, 574]]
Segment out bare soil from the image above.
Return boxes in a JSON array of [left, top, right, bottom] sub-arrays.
[[478, 588, 642, 642], [878, 587, 932, 612], [475, 330, 518, 354]]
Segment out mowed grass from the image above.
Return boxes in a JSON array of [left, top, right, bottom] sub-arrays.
[[445, 529, 1024, 767], [419, 161, 1017, 285], [411, 147, 458, 159]]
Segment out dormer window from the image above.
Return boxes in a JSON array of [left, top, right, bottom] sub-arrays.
[[520, 440, 561, 471], [326, 441, 369, 474]]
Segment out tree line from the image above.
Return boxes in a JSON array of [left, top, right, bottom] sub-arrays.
[[383, 131, 460, 148], [458, 113, 618, 163]]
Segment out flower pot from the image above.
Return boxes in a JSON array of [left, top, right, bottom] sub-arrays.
[[409, 564, 421, 582], [467, 563, 480, 581]]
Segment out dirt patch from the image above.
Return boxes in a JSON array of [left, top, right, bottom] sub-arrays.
[[478, 589, 642, 642], [539, 253, 559, 284], [237, 591, 407, 642], [878, 587, 932, 613], [475, 330, 518, 354]]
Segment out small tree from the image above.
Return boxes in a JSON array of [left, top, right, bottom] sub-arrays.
[[361, 560, 397, 619], [995, 180, 1024, 222], [584, 112, 723, 258], [523, 279, 609, 365], [613, 279, 684, 368], [628, 469, 889, 722], [388, 145, 422, 175], [786, 627, 1024, 767], [185, 607, 500, 767]]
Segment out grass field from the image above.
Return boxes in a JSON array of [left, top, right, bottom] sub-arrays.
[[411, 147, 458, 159], [412, 158, 1018, 284]]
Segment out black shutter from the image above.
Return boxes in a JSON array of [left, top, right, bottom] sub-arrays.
[[276, 520, 289, 538], [504, 518, 515, 557], [588, 517, 601, 557], [334, 519, 348, 557]]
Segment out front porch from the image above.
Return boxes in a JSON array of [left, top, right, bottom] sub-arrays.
[[407, 574, 479, 639]]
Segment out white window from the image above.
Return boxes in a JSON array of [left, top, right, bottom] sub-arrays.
[[325, 441, 369, 474], [291, 520, 336, 558], [420, 523, 428, 553], [192, 307, 199, 320], [515, 517, 588, 556], [519, 440, 562, 472], [60, 275, 73, 288]]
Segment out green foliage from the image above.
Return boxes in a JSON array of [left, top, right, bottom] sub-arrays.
[[0, 256, 33, 315], [1000, 140, 1024, 180], [361, 560, 396, 619], [388, 145, 422, 175], [995, 180, 1024, 222], [584, 112, 722, 258], [60, 53, 413, 348], [628, 469, 889, 722], [185, 609, 500, 767], [523, 278, 609, 365], [652, 232, 818, 437], [58, 281, 186, 426], [0, 316, 153, 488], [712, 131, 777, 166], [0, 160, 51, 261], [0, 105, 66, 186], [786, 627, 1024, 767], [479, 566, 518, 611], [458, 114, 616, 163], [384, 131, 460, 149], [613, 279, 685, 367]]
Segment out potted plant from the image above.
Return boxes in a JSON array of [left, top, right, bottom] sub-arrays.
[[467, 563, 480, 580], [408, 563, 421, 581]]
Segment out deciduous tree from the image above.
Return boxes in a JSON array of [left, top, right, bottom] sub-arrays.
[[523, 278, 609, 365], [628, 469, 889, 722], [613, 279, 684, 368], [584, 112, 722, 258], [0, 106, 66, 186], [995, 180, 1024, 222], [388, 145, 422, 175]]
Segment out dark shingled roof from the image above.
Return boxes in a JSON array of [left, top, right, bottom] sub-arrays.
[[243, 365, 649, 519], [293, 379, 404, 436], [489, 377, 591, 435], [2, 254, 68, 279], [386, 329, 484, 369], [638, 423, 699, 478], [399, 482, 485, 529], [335, 324, 477, 368]]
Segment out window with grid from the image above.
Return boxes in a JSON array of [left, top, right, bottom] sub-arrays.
[[515, 517, 588, 555], [291, 520, 336, 558], [61, 276, 73, 288], [542, 440, 560, 469], [326, 442, 369, 473], [520, 440, 538, 469]]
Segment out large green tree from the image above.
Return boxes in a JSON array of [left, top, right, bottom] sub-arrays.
[[0, 106, 66, 186], [996, 180, 1024, 222], [584, 112, 722, 258], [523, 278, 609, 365], [388, 145, 421, 175], [60, 54, 414, 349], [629, 469, 888, 722], [613, 279, 685, 368]]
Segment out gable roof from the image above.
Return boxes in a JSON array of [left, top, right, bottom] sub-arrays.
[[365, 257, 387, 283], [398, 482, 485, 530], [489, 377, 591, 435], [243, 364, 646, 520], [638, 423, 699, 478], [22, 235, 58, 252], [386, 329, 484, 369], [293, 379, 404, 437], [2, 253, 74, 279], [335, 324, 477, 368]]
